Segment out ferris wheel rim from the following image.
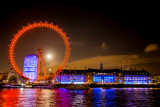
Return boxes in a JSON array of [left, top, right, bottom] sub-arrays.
[[8, 21, 71, 80]]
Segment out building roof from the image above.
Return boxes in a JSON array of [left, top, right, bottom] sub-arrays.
[[87, 68, 121, 73], [61, 68, 151, 75], [122, 70, 150, 75], [60, 69, 85, 74]]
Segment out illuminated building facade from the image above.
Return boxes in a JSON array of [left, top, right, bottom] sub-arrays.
[[93, 75, 115, 83], [122, 70, 151, 84], [56, 70, 86, 84], [23, 54, 38, 81], [153, 76, 160, 84], [89, 69, 119, 83], [56, 68, 152, 85]]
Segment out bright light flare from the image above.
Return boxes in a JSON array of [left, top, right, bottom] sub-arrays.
[[47, 54, 52, 59]]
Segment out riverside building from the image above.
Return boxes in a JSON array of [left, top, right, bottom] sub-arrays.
[[56, 63, 152, 85]]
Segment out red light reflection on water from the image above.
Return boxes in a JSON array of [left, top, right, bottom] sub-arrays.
[[0, 88, 73, 107], [0, 89, 19, 106]]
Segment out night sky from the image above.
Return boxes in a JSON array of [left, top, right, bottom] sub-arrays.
[[0, 2, 160, 75]]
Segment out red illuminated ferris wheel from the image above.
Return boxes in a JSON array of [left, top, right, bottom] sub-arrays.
[[8, 21, 71, 80]]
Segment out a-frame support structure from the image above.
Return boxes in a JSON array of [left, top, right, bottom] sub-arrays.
[[37, 48, 46, 80]]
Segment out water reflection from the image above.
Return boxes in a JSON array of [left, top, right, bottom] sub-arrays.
[[0, 88, 160, 107], [54, 88, 72, 107]]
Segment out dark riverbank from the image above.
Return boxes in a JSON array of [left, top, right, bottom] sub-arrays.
[[89, 84, 160, 88], [54, 84, 160, 88], [1, 83, 160, 89]]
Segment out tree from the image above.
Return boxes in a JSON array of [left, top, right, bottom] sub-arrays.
[[8, 75, 17, 83]]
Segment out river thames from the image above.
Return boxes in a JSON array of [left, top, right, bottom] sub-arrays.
[[0, 88, 160, 107]]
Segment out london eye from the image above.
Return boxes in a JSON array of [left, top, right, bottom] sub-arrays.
[[8, 21, 71, 80]]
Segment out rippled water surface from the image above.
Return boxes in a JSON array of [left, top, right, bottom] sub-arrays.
[[0, 88, 160, 107]]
